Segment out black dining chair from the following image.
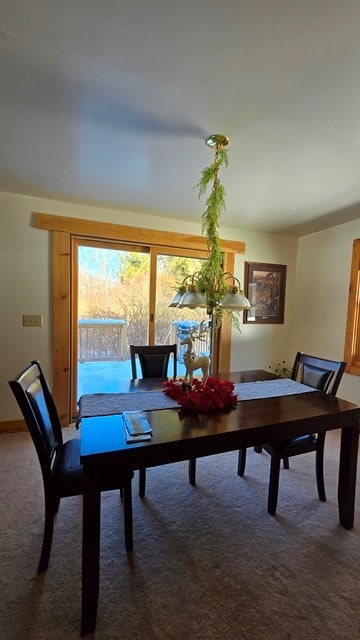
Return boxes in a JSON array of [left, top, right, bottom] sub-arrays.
[[130, 344, 178, 379], [129, 344, 196, 496], [237, 352, 346, 515], [9, 360, 134, 573]]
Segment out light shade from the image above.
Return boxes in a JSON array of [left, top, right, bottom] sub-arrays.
[[168, 291, 183, 307], [177, 286, 206, 309], [220, 275, 251, 310], [220, 289, 251, 310]]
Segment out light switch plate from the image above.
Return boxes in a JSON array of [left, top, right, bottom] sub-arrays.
[[22, 315, 43, 327]]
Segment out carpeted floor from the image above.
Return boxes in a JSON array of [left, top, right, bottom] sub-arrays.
[[1, 427, 360, 640]]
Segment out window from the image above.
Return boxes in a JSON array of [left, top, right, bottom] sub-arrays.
[[344, 239, 360, 375]]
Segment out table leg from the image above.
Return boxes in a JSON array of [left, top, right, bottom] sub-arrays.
[[188, 458, 196, 486], [81, 469, 101, 636], [338, 420, 359, 529]]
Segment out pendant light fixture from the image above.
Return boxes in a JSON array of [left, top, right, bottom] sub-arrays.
[[169, 135, 251, 320]]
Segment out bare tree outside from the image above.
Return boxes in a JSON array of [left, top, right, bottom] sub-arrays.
[[76, 245, 210, 395], [78, 247, 208, 357]]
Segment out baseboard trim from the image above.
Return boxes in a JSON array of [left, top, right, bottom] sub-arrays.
[[0, 420, 75, 433], [0, 419, 27, 433]]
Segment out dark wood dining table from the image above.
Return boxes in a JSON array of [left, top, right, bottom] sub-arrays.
[[79, 370, 360, 636]]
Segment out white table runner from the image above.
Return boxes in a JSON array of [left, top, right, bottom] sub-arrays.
[[78, 378, 316, 421]]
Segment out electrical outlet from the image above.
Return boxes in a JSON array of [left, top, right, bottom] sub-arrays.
[[22, 315, 43, 327]]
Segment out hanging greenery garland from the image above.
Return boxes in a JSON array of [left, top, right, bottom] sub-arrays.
[[168, 134, 250, 330], [194, 143, 230, 318]]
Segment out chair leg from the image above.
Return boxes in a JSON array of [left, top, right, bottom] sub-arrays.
[[237, 449, 247, 476], [268, 453, 281, 516], [38, 493, 56, 573], [123, 479, 133, 552], [188, 458, 196, 486], [139, 468, 146, 498], [315, 433, 326, 502], [283, 456, 290, 469]]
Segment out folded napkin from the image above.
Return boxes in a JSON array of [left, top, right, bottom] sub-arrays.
[[123, 411, 152, 443]]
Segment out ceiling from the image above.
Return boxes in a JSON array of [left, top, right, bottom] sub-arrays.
[[1, 1, 360, 237]]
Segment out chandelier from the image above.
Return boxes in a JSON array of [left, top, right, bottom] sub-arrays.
[[169, 134, 251, 322]]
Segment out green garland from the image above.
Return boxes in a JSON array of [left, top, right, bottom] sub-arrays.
[[171, 141, 243, 330], [194, 148, 233, 322]]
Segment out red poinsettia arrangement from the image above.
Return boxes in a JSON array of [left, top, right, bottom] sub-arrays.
[[163, 377, 238, 413]]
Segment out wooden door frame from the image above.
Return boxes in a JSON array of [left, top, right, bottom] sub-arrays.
[[33, 212, 245, 426], [344, 238, 360, 375]]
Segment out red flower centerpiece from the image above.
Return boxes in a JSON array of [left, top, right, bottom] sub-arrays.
[[163, 377, 238, 414]]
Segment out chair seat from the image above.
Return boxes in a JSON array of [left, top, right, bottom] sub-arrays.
[[264, 434, 317, 455], [53, 439, 83, 496], [54, 437, 133, 496]]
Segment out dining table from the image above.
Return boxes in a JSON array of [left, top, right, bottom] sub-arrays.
[[78, 370, 360, 636]]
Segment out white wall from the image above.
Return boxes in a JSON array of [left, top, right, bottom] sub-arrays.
[[1, 190, 300, 422], [3, 190, 360, 418], [292, 219, 360, 403], [7, 196, 360, 414], [230, 229, 298, 373]]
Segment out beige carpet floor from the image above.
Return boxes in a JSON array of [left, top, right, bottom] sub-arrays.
[[1, 427, 360, 640]]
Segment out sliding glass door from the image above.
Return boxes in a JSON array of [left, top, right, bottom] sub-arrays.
[[72, 239, 209, 408], [153, 252, 210, 364], [74, 239, 150, 398]]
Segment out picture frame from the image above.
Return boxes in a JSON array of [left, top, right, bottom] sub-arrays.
[[243, 262, 287, 324]]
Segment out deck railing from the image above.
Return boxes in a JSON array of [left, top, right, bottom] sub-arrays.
[[170, 320, 210, 362], [78, 318, 210, 364], [78, 319, 128, 362]]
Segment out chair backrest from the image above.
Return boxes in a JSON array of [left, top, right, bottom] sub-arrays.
[[129, 344, 177, 379], [291, 352, 346, 395], [8, 361, 63, 484]]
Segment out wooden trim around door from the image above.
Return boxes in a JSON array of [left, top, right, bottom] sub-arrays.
[[34, 212, 246, 425], [344, 238, 360, 375], [33, 212, 245, 254], [52, 231, 71, 423]]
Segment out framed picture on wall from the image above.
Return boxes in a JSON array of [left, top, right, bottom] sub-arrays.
[[243, 262, 287, 324]]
